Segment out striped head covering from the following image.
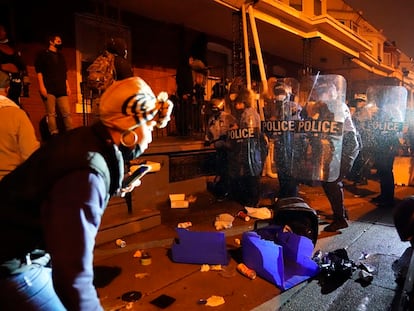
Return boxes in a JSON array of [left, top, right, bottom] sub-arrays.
[[99, 77, 173, 131]]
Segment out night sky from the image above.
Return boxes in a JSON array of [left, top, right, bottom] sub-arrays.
[[345, 0, 414, 58]]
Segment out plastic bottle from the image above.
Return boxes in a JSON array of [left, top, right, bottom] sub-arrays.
[[116, 239, 126, 248], [237, 263, 256, 280], [236, 211, 250, 222]]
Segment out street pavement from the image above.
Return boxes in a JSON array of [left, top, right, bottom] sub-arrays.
[[94, 176, 414, 311]]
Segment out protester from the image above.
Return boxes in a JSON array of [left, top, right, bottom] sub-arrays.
[[0, 77, 173, 310], [89, 37, 134, 122], [35, 34, 73, 136], [0, 71, 39, 180]]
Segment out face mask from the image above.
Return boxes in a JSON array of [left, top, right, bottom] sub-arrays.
[[55, 43, 63, 50], [119, 144, 143, 163]]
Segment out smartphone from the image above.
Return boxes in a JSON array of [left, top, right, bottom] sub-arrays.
[[122, 164, 150, 188]]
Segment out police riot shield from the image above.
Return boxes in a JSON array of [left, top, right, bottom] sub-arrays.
[[358, 85, 407, 154], [262, 77, 301, 180], [227, 105, 264, 178], [291, 74, 347, 182]]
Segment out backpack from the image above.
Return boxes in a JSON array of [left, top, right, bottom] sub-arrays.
[[86, 51, 116, 93]]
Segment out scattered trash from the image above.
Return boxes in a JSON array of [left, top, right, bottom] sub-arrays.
[[187, 195, 197, 203], [237, 263, 257, 280], [134, 249, 152, 265], [313, 248, 378, 291], [134, 272, 150, 279], [150, 294, 176, 308], [197, 298, 207, 305], [358, 269, 374, 284], [201, 264, 222, 272], [121, 291, 142, 302], [244, 206, 273, 220], [358, 262, 375, 274], [214, 213, 234, 230], [236, 210, 250, 221], [200, 264, 210, 272], [116, 239, 126, 248], [359, 252, 370, 260], [169, 194, 189, 209], [205, 295, 225, 307], [313, 248, 355, 278], [133, 250, 143, 258], [177, 221, 192, 229], [140, 252, 152, 265]]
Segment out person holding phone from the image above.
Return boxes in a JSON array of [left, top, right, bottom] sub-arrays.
[[0, 77, 173, 310]]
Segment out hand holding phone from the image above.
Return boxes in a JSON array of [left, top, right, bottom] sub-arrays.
[[122, 164, 151, 189]]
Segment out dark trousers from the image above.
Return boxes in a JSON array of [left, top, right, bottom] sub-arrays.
[[322, 179, 345, 219], [230, 175, 261, 207], [375, 152, 395, 201], [322, 132, 360, 219], [277, 169, 299, 198]]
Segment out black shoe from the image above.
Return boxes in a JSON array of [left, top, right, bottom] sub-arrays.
[[324, 218, 348, 232], [371, 195, 394, 206], [325, 209, 349, 221]]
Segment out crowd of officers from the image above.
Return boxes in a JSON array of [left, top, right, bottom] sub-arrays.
[[204, 74, 407, 232]]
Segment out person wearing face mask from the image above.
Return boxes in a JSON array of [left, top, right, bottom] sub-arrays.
[[263, 79, 303, 198], [226, 87, 267, 208], [311, 82, 359, 232], [35, 34, 73, 137], [0, 76, 173, 310]]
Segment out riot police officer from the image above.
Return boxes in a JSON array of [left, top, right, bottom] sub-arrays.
[[226, 88, 267, 207]]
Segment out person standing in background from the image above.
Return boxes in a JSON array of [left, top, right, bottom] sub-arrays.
[[0, 24, 29, 107], [0, 71, 39, 180], [35, 34, 73, 136], [89, 37, 134, 123]]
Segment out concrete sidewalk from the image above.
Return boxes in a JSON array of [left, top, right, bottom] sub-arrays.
[[93, 178, 414, 311]]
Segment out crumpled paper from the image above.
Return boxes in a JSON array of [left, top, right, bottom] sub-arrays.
[[205, 295, 225, 307], [214, 213, 235, 230], [244, 206, 273, 219]]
